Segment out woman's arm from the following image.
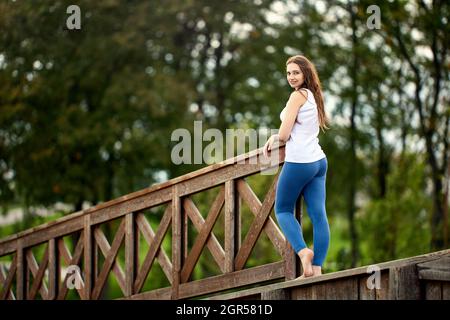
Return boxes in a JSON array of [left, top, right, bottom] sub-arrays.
[[277, 90, 307, 143]]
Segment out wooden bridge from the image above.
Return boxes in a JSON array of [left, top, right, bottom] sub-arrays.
[[0, 144, 449, 300]]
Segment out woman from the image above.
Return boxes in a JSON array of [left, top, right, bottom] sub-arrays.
[[263, 55, 330, 278]]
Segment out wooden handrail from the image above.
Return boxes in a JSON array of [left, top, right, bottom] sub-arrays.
[[0, 143, 298, 300]]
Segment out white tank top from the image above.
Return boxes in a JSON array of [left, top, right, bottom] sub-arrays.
[[279, 88, 326, 163]]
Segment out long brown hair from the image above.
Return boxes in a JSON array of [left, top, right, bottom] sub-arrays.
[[286, 55, 330, 132]]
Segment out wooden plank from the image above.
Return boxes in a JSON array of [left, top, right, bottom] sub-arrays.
[[207, 254, 450, 301], [93, 227, 126, 294], [92, 219, 126, 300], [134, 224, 139, 280], [212, 266, 384, 301], [311, 281, 328, 299], [48, 238, 58, 300], [17, 218, 84, 255], [234, 175, 278, 270], [181, 187, 225, 282], [417, 256, 450, 281], [225, 180, 236, 273], [424, 282, 442, 300], [135, 213, 173, 284], [261, 288, 289, 300], [291, 285, 313, 300], [376, 271, 390, 300], [93, 238, 98, 283], [417, 256, 450, 271], [124, 286, 172, 300], [25, 255, 30, 299], [16, 244, 25, 300], [183, 208, 188, 263], [235, 183, 241, 253], [419, 270, 450, 281], [442, 282, 450, 300], [84, 215, 92, 300], [134, 206, 172, 293], [58, 239, 70, 266], [180, 261, 285, 299], [296, 278, 359, 300], [237, 179, 285, 256], [236, 178, 261, 215], [0, 254, 17, 300], [177, 153, 283, 198], [185, 198, 226, 273], [284, 241, 296, 281], [27, 247, 49, 299], [0, 264, 10, 299], [359, 275, 376, 300], [325, 278, 359, 299], [130, 261, 285, 300], [0, 264, 16, 300], [89, 188, 172, 226], [375, 269, 390, 300], [171, 185, 181, 300], [57, 233, 85, 300], [360, 268, 388, 300], [125, 212, 135, 297], [389, 264, 421, 300]]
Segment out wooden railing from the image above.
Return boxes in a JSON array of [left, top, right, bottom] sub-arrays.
[[0, 143, 302, 300], [205, 249, 450, 300]]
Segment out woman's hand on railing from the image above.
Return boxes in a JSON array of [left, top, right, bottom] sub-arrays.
[[263, 134, 280, 159]]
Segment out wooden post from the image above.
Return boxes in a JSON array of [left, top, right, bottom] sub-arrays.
[[225, 180, 235, 273], [235, 182, 241, 257], [84, 215, 92, 299], [16, 242, 25, 300], [134, 224, 140, 279], [388, 264, 421, 300], [48, 238, 59, 300], [93, 238, 98, 284], [25, 248, 30, 300], [125, 212, 135, 297], [183, 207, 188, 263], [171, 185, 182, 299]]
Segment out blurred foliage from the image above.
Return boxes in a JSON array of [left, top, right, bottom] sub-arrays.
[[0, 0, 448, 299]]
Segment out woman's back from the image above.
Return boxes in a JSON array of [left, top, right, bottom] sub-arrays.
[[279, 88, 326, 163]]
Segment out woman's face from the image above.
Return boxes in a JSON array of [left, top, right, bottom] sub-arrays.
[[286, 63, 304, 89]]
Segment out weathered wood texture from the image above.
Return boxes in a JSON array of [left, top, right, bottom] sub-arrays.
[[0, 145, 290, 300], [3, 144, 448, 300], [207, 249, 450, 300]]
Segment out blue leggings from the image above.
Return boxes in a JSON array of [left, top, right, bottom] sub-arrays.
[[274, 157, 329, 267]]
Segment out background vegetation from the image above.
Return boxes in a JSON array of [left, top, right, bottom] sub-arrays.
[[0, 0, 448, 298]]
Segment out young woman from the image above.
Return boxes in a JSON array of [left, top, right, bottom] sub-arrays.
[[263, 55, 330, 278]]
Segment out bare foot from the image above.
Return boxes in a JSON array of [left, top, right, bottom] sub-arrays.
[[298, 248, 314, 277], [312, 265, 322, 276]]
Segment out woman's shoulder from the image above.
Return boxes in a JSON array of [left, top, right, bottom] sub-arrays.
[[289, 89, 308, 102]]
